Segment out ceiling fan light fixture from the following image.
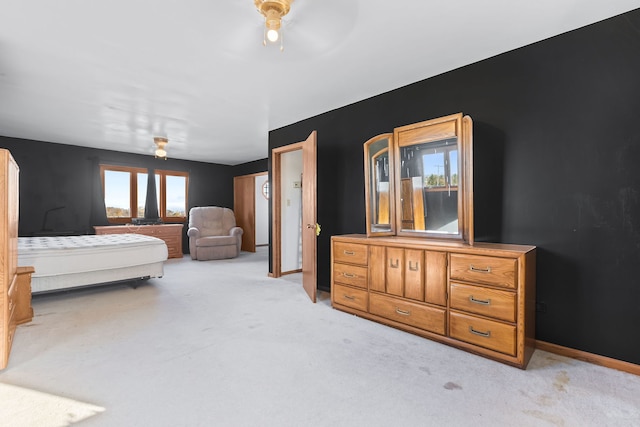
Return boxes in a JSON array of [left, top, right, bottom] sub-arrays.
[[154, 137, 168, 160], [255, 0, 293, 50], [267, 28, 280, 43]]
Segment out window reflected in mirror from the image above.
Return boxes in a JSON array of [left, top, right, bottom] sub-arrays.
[[393, 113, 472, 242], [399, 137, 459, 234], [363, 113, 473, 243]]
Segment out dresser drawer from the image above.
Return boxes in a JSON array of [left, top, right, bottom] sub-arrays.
[[369, 293, 445, 335], [449, 311, 516, 356], [333, 263, 368, 289], [334, 242, 368, 265], [450, 282, 516, 323], [450, 254, 517, 289], [333, 283, 368, 312]]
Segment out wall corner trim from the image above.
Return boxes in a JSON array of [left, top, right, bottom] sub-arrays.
[[536, 340, 640, 377]]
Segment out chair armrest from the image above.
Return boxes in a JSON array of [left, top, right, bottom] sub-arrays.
[[229, 227, 243, 237], [187, 227, 200, 238]]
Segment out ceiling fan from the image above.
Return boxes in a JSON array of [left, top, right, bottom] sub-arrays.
[[254, 0, 293, 51], [214, 0, 358, 58], [154, 137, 169, 159]]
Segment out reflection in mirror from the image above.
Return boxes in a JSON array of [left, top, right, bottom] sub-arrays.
[[372, 145, 390, 230], [394, 113, 472, 243], [364, 134, 395, 236], [399, 137, 459, 234]]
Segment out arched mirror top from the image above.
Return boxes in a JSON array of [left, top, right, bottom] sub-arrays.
[[364, 133, 395, 237], [394, 113, 473, 243]]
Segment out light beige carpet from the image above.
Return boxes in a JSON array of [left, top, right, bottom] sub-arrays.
[[2, 247, 639, 426], [0, 382, 104, 426]]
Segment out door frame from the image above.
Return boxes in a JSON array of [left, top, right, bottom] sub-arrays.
[[271, 141, 304, 278], [234, 171, 267, 253], [271, 131, 317, 302]]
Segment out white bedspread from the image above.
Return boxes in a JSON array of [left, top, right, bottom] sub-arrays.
[[18, 234, 169, 293]]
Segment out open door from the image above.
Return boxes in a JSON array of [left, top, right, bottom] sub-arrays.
[[301, 131, 317, 302], [271, 131, 318, 303]]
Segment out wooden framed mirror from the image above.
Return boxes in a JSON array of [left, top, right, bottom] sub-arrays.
[[393, 113, 473, 243], [364, 133, 395, 236]]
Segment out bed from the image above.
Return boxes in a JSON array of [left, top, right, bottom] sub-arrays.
[[17, 234, 169, 294]]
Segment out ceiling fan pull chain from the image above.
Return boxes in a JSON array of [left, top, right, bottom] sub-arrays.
[[263, 20, 267, 46], [280, 29, 284, 52]]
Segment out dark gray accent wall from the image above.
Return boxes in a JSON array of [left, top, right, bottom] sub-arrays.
[[232, 158, 268, 176], [268, 9, 640, 364], [0, 136, 235, 253]]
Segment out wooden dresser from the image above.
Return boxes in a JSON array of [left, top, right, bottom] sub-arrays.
[[331, 234, 536, 369], [94, 224, 184, 259], [1, 149, 34, 370]]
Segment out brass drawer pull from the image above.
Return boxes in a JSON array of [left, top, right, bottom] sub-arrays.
[[469, 265, 491, 273], [469, 326, 491, 338], [343, 294, 355, 301], [395, 307, 411, 316], [408, 261, 419, 271], [389, 259, 399, 269], [469, 296, 491, 305], [342, 272, 356, 278], [343, 250, 355, 256]]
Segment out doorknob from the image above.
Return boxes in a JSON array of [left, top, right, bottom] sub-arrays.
[[306, 223, 321, 236]]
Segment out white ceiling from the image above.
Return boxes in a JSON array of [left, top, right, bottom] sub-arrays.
[[0, 1, 638, 165]]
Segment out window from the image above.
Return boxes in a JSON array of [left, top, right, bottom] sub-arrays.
[[100, 165, 189, 223], [161, 170, 188, 218], [421, 141, 458, 191]]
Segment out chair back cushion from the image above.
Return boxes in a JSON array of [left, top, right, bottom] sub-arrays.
[[189, 207, 237, 237]]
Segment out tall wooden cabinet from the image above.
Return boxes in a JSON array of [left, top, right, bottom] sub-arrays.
[[1, 149, 33, 370], [332, 235, 536, 369]]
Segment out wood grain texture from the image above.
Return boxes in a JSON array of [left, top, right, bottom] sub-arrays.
[[301, 131, 317, 303], [333, 263, 368, 289], [363, 133, 395, 237], [368, 245, 386, 293], [425, 250, 447, 306], [331, 234, 535, 368], [369, 292, 446, 335], [385, 247, 404, 296], [449, 311, 516, 356], [333, 242, 368, 265], [333, 283, 368, 312], [233, 174, 255, 252], [450, 253, 517, 289], [1, 149, 21, 370], [404, 249, 424, 301], [450, 282, 516, 322]]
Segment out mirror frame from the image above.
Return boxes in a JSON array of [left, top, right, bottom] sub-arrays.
[[393, 113, 473, 243], [364, 133, 396, 237]]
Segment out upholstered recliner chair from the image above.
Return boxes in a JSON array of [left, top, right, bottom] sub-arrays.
[[187, 207, 243, 260]]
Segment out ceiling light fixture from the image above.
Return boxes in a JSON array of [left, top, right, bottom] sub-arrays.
[[254, 0, 293, 51], [154, 137, 168, 159]]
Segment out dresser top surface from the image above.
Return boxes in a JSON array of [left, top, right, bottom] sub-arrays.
[[332, 234, 535, 255]]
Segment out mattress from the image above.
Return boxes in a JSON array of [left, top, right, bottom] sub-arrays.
[[18, 234, 169, 293]]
